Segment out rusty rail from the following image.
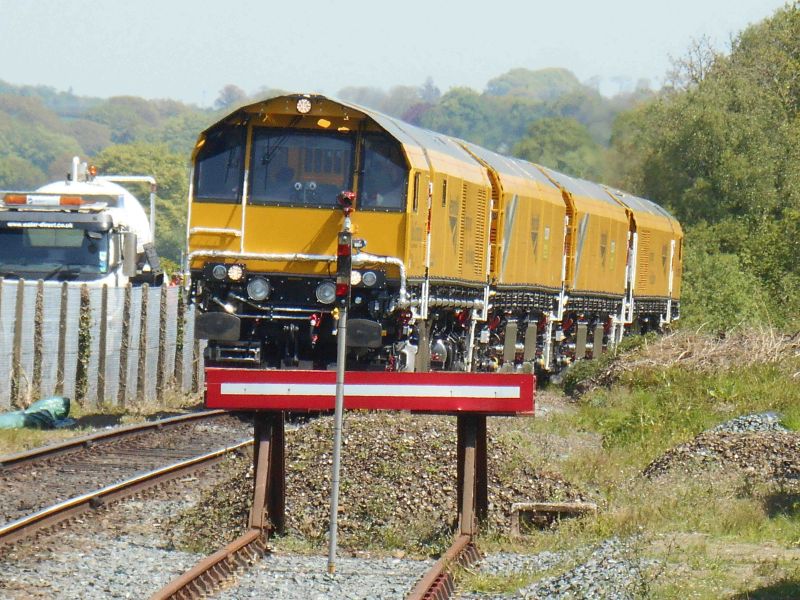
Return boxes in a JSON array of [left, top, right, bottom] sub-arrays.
[[0, 409, 228, 470], [407, 535, 481, 600], [150, 413, 284, 600], [0, 440, 251, 546], [150, 528, 268, 600]]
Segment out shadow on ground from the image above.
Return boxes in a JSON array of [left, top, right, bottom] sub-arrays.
[[71, 409, 198, 429], [732, 579, 800, 599], [763, 491, 800, 519]]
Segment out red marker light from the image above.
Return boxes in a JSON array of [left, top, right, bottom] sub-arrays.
[[335, 282, 349, 298]]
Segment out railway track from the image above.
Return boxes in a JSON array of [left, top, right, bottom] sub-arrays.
[[0, 410, 228, 470], [408, 534, 481, 600], [151, 532, 479, 600], [0, 410, 253, 546]]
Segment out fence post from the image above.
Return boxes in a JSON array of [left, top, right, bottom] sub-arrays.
[[75, 284, 91, 407], [192, 339, 201, 394], [174, 286, 185, 391], [97, 284, 108, 406], [156, 284, 168, 400], [117, 283, 132, 407], [137, 283, 149, 404], [11, 279, 25, 408], [32, 280, 44, 401], [56, 281, 68, 396]]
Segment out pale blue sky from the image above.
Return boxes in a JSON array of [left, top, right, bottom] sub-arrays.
[[0, 0, 789, 105]]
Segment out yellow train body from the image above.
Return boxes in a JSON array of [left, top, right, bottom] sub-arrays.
[[188, 94, 682, 371]]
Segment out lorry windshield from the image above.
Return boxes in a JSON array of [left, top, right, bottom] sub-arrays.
[[0, 227, 110, 278], [248, 129, 355, 206]]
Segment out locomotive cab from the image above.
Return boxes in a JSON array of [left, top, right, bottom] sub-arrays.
[[188, 95, 414, 368]]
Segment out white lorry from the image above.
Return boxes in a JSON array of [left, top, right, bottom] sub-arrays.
[[0, 157, 162, 286]]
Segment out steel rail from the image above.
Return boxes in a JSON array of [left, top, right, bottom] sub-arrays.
[[150, 528, 268, 600], [407, 534, 481, 600], [0, 410, 228, 470], [0, 440, 252, 546]]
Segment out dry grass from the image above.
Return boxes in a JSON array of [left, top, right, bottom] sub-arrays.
[[622, 326, 800, 372]]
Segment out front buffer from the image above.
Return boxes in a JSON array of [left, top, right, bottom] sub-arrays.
[[205, 369, 535, 415]]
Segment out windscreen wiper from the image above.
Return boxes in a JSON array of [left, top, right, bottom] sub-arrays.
[[43, 264, 81, 281]]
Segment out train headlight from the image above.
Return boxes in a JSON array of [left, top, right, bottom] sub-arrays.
[[350, 270, 362, 286], [227, 264, 244, 281], [212, 264, 227, 280], [246, 277, 270, 301], [296, 97, 312, 114], [362, 271, 377, 287], [315, 281, 336, 304]]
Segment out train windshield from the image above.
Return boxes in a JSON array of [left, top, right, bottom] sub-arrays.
[[249, 129, 355, 207], [0, 226, 110, 279]]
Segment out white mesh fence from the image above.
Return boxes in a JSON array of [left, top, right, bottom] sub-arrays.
[[0, 281, 196, 410], [0, 282, 16, 409]]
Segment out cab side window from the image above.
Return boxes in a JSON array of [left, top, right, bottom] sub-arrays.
[[359, 134, 407, 211], [194, 128, 245, 202]]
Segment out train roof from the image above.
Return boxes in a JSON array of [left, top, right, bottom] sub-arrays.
[[202, 93, 479, 166], [604, 186, 677, 219], [458, 141, 559, 189], [203, 94, 675, 223], [536, 166, 621, 207]]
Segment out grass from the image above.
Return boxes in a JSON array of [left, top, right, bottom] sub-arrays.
[[573, 361, 800, 467], [466, 337, 800, 598], [456, 566, 562, 595]]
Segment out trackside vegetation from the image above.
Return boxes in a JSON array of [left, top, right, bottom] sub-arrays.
[[467, 330, 800, 598]]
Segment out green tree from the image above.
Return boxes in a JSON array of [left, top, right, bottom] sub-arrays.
[[85, 96, 161, 143], [0, 155, 45, 188], [420, 87, 493, 145], [0, 97, 82, 177], [486, 68, 582, 101], [93, 143, 189, 262], [610, 4, 800, 328], [512, 117, 606, 180], [142, 111, 216, 154], [214, 85, 248, 111], [678, 224, 769, 330]]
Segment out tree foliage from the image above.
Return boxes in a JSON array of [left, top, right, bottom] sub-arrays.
[[513, 117, 605, 180], [214, 84, 248, 111], [611, 4, 800, 328], [485, 68, 582, 100], [93, 143, 189, 263]]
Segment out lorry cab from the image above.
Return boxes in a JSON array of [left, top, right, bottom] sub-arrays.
[[0, 158, 161, 286]]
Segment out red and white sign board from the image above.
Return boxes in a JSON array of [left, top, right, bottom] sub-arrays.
[[205, 369, 535, 415]]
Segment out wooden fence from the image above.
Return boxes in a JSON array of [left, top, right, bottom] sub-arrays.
[[0, 279, 202, 410]]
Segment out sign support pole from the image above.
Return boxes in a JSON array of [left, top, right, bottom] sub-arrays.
[[327, 303, 347, 574], [328, 197, 354, 575]]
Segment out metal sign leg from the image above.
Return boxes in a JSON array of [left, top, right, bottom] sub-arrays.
[[457, 415, 488, 536]]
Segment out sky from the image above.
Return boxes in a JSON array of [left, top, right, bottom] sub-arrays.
[[0, 0, 790, 106]]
